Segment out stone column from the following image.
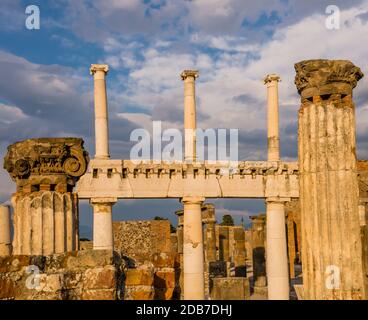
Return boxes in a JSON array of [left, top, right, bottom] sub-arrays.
[[182, 196, 205, 300], [92, 198, 116, 250], [295, 59, 366, 299], [181, 70, 199, 162], [264, 74, 281, 162], [358, 200, 368, 227], [175, 209, 184, 254], [202, 203, 216, 262], [4, 138, 89, 255], [286, 216, 296, 279], [266, 198, 290, 300], [90, 64, 110, 160], [250, 215, 267, 290], [175, 209, 184, 299], [232, 226, 247, 277], [0, 205, 11, 256], [218, 226, 230, 262]]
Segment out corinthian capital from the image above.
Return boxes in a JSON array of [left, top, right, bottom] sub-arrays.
[[294, 59, 363, 98]]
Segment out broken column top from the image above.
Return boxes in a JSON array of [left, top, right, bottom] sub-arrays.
[[90, 64, 109, 75], [264, 74, 281, 84], [3, 137, 89, 192], [181, 70, 199, 80], [294, 59, 364, 99]]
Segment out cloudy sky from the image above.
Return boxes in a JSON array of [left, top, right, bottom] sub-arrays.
[[1, 0, 368, 237]]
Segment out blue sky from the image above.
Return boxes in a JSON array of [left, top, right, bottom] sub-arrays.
[[1, 0, 368, 237]]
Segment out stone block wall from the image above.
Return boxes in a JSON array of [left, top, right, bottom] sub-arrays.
[[0, 250, 123, 300], [113, 220, 179, 300], [211, 277, 250, 300]]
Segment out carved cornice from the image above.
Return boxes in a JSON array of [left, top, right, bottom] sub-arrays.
[[4, 138, 89, 190], [294, 59, 363, 98]]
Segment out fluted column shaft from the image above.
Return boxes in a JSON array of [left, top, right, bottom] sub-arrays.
[[12, 192, 78, 255], [296, 59, 366, 299]]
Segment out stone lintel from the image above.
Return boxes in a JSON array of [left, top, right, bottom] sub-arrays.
[[90, 64, 109, 75], [181, 70, 199, 81]]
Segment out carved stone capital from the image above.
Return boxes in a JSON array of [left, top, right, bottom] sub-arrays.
[[4, 138, 89, 192], [181, 70, 199, 81], [264, 74, 281, 85], [90, 64, 109, 75], [294, 59, 364, 99]]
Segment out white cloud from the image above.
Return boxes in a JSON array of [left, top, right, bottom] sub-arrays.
[[100, 1, 368, 162], [0, 104, 28, 124]]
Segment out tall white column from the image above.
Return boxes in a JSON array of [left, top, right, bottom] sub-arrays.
[[181, 70, 199, 162], [266, 198, 290, 300], [182, 196, 205, 300], [90, 64, 110, 160], [264, 74, 281, 162], [0, 205, 11, 256], [91, 198, 116, 250]]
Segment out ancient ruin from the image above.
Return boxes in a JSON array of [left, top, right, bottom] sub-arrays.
[[0, 59, 367, 300]]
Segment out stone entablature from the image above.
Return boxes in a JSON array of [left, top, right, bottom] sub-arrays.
[[4, 138, 89, 193], [76, 159, 299, 199]]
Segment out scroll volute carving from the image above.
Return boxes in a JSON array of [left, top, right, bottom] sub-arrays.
[[4, 138, 89, 192]]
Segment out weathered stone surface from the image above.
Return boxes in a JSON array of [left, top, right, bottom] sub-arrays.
[[4, 138, 89, 256], [83, 266, 116, 289], [113, 220, 173, 266], [126, 287, 155, 300], [250, 215, 267, 288], [82, 289, 116, 300], [0, 250, 122, 300], [211, 277, 250, 300], [295, 59, 363, 99], [125, 268, 154, 286], [4, 138, 89, 190], [80, 240, 93, 251], [296, 59, 366, 300], [154, 270, 176, 289]]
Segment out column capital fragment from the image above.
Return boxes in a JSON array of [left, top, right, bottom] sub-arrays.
[[181, 70, 199, 81], [90, 197, 117, 205], [266, 197, 291, 204], [90, 64, 109, 75], [264, 74, 281, 85], [181, 196, 205, 205]]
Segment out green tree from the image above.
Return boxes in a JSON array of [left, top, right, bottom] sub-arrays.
[[220, 214, 234, 226]]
